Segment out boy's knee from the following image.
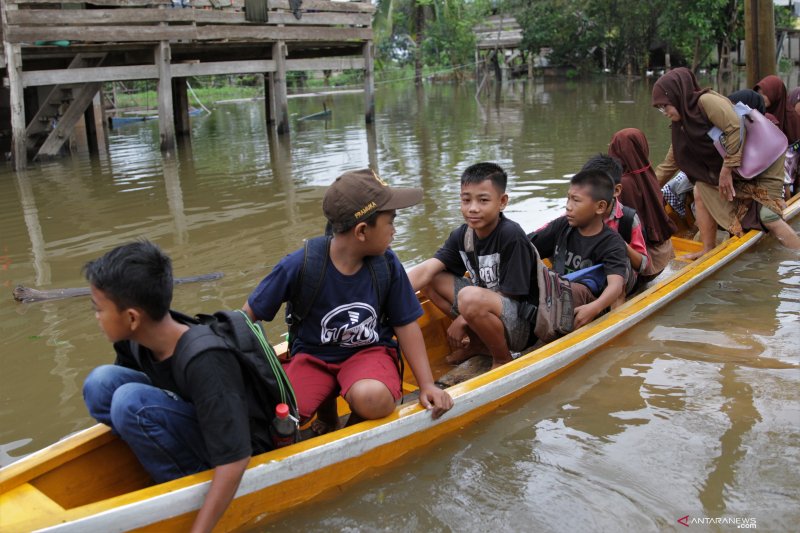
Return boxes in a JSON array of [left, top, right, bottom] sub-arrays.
[[345, 379, 395, 419], [457, 286, 495, 319], [108, 382, 152, 430]]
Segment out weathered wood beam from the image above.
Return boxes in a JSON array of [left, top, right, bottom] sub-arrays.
[[273, 41, 289, 135], [364, 40, 374, 124], [268, 0, 375, 14], [8, 9, 246, 25], [156, 41, 176, 152], [1, 1, 27, 169], [10, 0, 170, 5], [34, 82, 102, 159], [267, 12, 372, 26], [21, 56, 362, 86], [6, 25, 372, 43]]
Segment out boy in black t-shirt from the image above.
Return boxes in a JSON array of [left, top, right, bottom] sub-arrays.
[[82, 241, 261, 533], [529, 170, 630, 328], [409, 162, 537, 369]]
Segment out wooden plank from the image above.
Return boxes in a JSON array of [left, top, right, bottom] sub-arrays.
[[172, 59, 275, 76], [34, 82, 102, 159], [2, 3, 27, 169], [6, 24, 371, 43], [267, 12, 372, 26], [363, 40, 373, 123], [268, 0, 375, 13], [23, 65, 159, 86], [10, 0, 170, 5], [285, 56, 363, 71], [8, 8, 246, 25]]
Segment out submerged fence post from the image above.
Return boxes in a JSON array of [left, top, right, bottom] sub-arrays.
[[364, 40, 375, 124], [2, 1, 27, 170], [156, 41, 176, 153], [273, 41, 290, 135]]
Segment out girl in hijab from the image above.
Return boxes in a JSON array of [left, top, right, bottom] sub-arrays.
[[754, 76, 800, 198], [608, 128, 677, 279], [652, 68, 799, 258]]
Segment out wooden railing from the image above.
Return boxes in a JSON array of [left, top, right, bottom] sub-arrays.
[[3, 0, 374, 45]]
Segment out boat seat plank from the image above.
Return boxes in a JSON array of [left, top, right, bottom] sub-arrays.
[[0, 482, 65, 531]]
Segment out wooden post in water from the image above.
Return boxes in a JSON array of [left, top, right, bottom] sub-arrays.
[[84, 92, 107, 155], [1, 1, 27, 170], [364, 41, 375, 124], [745, 0, 777, 87], [264, 73, 275, 127], [173, 78, 191, 136], [156, 41, 176, 152], [273, 41, 290, 135]]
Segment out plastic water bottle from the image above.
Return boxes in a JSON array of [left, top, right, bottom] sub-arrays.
[[270, 403, 296, 448]]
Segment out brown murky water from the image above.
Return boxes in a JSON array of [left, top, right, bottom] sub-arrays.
[[0, 78, 798, 531]]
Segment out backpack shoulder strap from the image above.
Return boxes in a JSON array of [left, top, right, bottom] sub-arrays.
[[171, 322, 227, 396], [288, 235, 330, 326], [553, 225, 572, 274], [462, 227, 484, 286], [619, 205, 636, 244], [366, 251, 392, 320]]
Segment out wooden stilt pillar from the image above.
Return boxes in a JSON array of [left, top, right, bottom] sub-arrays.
[[84, 91, 107, 155], [264, 73, 275, 127], [272, 41, 290, 135], [155, 41, 176, 152], [366, 121, 378, 172], [2, 0, 27, 169], [364, 40, 375, 124], [745, 0, 776, 87], [172, 77, 190, 136]]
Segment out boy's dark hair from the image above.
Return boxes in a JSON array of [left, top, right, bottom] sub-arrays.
[[581, 153, 623, 186], [461, 162, 507, 193], [83, 240, 172, 320], [329, 210, 381, 235], [570, 170, 615, 205]]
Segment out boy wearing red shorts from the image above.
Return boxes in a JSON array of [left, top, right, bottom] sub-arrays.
[[244, 169, 452, 433]]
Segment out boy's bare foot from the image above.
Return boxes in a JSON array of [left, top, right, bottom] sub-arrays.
[[446, 345, 488, 364], [680, 248, 711, 261], [490, 355, 513, 370], [311, 395, 341, 436]]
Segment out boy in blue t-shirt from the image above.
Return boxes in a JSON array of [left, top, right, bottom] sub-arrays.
[[409, 162, 538, 369], [244, 169, 452, 434]]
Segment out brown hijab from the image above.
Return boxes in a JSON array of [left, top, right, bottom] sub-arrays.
[[608, 128, 677, 244], [754, 75, 800, 142], [651, 68, 721, 185]]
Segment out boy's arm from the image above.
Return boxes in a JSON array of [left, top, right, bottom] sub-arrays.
[[242, 301, 257, 322], [573, 274, 624, 329], [626, 244, 644, 272], [190, 457, 249, 533], [394, 321, 453, 418], [407, 258, 447, 292]]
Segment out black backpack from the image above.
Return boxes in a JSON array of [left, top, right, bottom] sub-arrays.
[[173, 310, 299, 446]]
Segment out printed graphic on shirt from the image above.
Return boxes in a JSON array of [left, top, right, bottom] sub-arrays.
[[459, 251, 501, 289], [555, 246, 594, 273], [320, 303, 380, 347]]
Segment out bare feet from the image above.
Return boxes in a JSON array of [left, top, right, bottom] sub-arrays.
[[490, 355, 513, 370], [311, 395, 341, 436], [680, 248, 712, 261]]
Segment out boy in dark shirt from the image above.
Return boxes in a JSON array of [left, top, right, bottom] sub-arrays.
[[82, 241, 262, 533], [244, 169, 452, 434], [409, 162, 537, 369], [529, 170, 629, 328]]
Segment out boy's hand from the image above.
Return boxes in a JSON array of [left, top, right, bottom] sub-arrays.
[[418, 383, 454, 419], [573, 303, 599, 329], [446, 316, 469, 351]]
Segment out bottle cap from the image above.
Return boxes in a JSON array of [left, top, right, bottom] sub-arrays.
[[276, 403, 289, 418]]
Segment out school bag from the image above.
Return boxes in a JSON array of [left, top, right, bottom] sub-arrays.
[[463, 227, 573, 344], [173, 310, 299, 447], [617, 204, 641, 245]]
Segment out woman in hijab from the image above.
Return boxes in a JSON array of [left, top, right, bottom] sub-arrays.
[[754, 76, 800, 198], [608, 128, 677, 278], [652, 68, 799, 258]]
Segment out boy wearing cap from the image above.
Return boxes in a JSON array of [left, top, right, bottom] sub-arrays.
[[244, 169, 453, 433], [408, 162, 538, 369]]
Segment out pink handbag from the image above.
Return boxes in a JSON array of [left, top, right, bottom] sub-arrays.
[[707, 102, 787, 179]]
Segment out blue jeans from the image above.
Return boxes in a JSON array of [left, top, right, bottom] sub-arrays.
[[83, 365, 212, 483]]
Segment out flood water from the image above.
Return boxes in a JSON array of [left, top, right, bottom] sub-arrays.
[[0, 78, 798, 531]]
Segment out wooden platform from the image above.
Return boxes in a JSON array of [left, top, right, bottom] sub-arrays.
[[0, 0, 376, 168]]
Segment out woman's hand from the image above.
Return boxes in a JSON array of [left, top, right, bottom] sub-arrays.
[[718, 166, 735, 202]]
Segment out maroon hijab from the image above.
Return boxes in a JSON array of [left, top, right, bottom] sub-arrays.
[[754, 75, 800, 142], [652, 68, 721, 185], [608, 128, 677, 244]]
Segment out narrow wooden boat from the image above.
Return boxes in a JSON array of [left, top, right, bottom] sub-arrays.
[[2, 197, 798, 532]]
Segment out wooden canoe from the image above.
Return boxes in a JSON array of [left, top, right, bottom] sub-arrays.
[[1, 196, 798, 532]]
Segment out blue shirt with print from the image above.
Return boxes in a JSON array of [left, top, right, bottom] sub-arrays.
[[247, 246, 423, 362]]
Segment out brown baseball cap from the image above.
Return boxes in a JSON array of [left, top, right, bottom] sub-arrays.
[[323, 169, 423, 229]]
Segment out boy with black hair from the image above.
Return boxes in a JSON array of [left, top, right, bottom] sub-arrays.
[[529, 170, 630, 328], [244, 169, 452, 434], [581, 153, 647, 293], [82, 240, 266, 533], [408, 162, 538, 368]]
